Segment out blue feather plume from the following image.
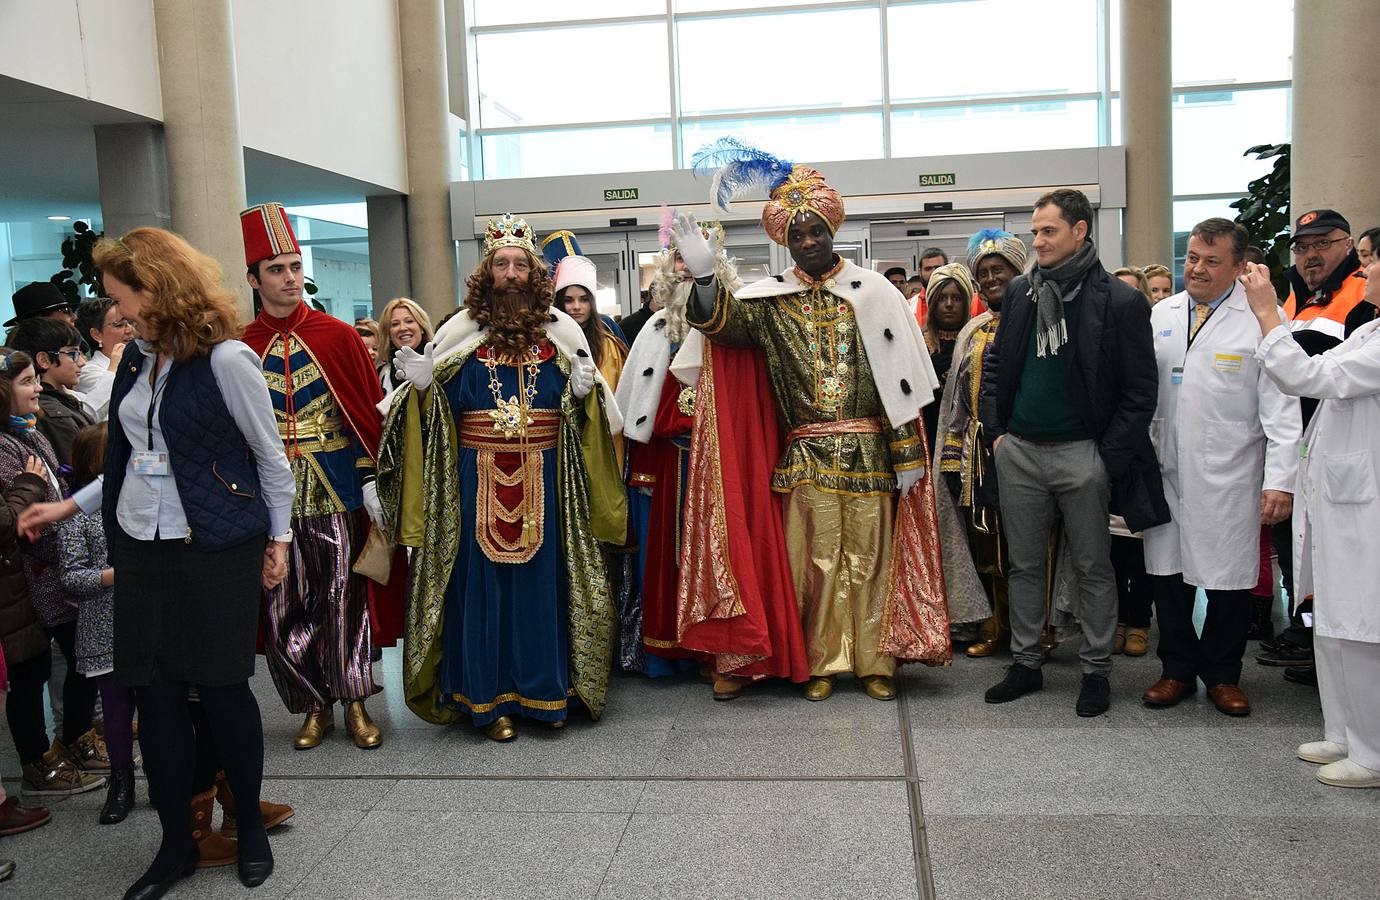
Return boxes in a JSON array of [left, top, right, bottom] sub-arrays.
[[967, 227, 1013, 260], [690, 137, 795, 213]]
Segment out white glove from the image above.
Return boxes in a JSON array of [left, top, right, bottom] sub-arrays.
[[670, 211, 715, 279], [361, 480, 385, 530], [897, 465, 924, 496], [570, 355, 596, 400], [397, 342, 436, 391]]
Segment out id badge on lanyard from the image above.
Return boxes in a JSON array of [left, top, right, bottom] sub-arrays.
[[140, 355, 171, 476]]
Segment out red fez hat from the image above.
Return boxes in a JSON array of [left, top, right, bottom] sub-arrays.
[[240, 202, 302, 267]]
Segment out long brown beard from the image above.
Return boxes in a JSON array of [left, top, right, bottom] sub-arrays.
[[481, 287, 551, 357]]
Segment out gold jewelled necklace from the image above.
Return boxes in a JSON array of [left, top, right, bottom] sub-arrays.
[[485, 346, 540, 440], [799, 286, 851, 412]]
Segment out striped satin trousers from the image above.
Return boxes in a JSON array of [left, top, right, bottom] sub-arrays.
[[262, 510, 375, 714]]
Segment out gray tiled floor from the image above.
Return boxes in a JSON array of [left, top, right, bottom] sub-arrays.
[[3, 631, 1377, 899]]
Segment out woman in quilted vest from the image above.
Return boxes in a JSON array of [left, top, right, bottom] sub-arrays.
[[20, 227, 295, 900]]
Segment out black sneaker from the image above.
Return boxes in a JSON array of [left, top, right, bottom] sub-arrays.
[[1283, 665, 1318, 687], [984, 664, 1043, 704], [1076, 673, 1111, 717], [1255, 642, 1314, 667]]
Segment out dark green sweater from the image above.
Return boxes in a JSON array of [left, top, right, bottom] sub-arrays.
[[1007, 293, 1089, 441]]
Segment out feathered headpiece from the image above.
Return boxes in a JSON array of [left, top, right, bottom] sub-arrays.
[[966, 228, 1027, 275], [690, 137, 844, 246]]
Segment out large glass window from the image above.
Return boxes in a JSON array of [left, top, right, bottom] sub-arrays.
[[676, 8, 882, 117], [888, 0, 1098, 103], [482, 124, 674, 179], [892, 98, 1100, 157], [681, 112, 883, 167], [1171, 0, 1293, 86], [461, 0, 1297, 203], [1171, 87, 1290, 196], [475, 23, 669, 128]]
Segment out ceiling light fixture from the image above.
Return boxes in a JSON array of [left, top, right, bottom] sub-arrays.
[[47, 215, 71, 221]]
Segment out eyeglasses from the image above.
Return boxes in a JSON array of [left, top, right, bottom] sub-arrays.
[[48, 349, 83, 364], [1291, 237, 1350, 255]]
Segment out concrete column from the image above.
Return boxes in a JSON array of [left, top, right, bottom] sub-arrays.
[[151, 0, 251, 315], [397, 0, 459, 323], [1118, 0, 1173, 268], [94, 124, 172, 237], [366, 194, 413, 314], [1292, 0, 1380, 221]]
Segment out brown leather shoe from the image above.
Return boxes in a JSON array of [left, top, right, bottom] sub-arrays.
[[0, 797, 50, 836], [1142, 677, 1197, 707], [1207, 683, 1251, 717]]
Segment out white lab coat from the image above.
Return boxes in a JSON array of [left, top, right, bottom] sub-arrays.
[[1142, 284, 1300, 589], [1256, 317, 1380, 644]]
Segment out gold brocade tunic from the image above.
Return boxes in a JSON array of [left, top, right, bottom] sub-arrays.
[[262, 333, 373, 518], [690, 265, 925, 497]]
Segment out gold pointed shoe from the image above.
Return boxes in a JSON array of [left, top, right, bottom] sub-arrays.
[[293, 709, 335, 751], [712, 675, 748, 701], [344, 701, 382, 749], [965, 639, 999, 658], [485, 716, 517, 742], [861, 675, 896, 701], [803, 676, 834, 701]]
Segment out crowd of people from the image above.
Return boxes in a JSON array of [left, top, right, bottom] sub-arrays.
[[0, 145, 1376, 896]]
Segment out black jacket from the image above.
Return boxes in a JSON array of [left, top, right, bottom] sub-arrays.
[[980, 258, 1169, 532], [37, 384, 94, 466]]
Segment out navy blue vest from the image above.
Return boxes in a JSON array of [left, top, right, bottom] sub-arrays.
[[103, 343, 270, 550]]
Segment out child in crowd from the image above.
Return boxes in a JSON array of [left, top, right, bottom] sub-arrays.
[[0, 352, 104, 796], [59, 422, 138, 824]]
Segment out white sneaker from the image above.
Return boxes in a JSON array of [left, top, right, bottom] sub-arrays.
[[1316, 758, 1380, 788], [1297, 740, 1347, 764]]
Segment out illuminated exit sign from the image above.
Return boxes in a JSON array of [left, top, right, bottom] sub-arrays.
[[918, 173, 956, 187], [603, 187, 639, 201]]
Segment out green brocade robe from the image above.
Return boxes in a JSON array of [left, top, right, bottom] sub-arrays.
[[376, 343, 626, 725]]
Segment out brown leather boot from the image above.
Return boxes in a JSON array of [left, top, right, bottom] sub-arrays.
[[192, 787, 238, 868], [214, 771, 294, 839]]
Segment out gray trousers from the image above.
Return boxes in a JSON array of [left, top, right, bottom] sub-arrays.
[[994, 436, 1117, 675]]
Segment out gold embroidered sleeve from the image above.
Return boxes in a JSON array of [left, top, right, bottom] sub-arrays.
[[686, 279, 758, 348], [886, 419, 925, 472]]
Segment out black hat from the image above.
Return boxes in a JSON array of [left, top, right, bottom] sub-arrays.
[[1290, 209, 1351, 244], [6, 282, 72, 328]]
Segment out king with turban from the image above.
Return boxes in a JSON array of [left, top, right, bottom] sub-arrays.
[[665, 141, 952, 702]]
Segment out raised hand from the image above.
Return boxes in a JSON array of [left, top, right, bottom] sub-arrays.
[[669, 211, 715, 280]]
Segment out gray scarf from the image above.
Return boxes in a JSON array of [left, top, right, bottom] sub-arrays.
[[1026, 240, 1098, 357]]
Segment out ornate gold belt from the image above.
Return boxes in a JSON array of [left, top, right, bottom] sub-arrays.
[[459, 410, 560, 452], [786, 416, 882, 445]]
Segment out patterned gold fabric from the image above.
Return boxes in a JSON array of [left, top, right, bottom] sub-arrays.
[[784, 484, 897, 678], [376, 345, 621, 725], [695, 276, 924, 496]]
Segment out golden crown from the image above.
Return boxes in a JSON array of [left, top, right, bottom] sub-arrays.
[[484, 213, 538, 257]]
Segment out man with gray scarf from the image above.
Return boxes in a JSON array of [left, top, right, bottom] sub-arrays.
[[979, 189, 1163, 717]]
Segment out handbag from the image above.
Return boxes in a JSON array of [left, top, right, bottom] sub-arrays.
[[351, 525, 395, 585]]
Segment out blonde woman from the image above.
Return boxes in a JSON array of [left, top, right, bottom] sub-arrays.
[[1113, 266, 1152, 302], [378, 298, 434, 393], [1142, 264, 1174, 304]]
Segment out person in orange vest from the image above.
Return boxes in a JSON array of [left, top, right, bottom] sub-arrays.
[[1258, 209, 1380, 676]]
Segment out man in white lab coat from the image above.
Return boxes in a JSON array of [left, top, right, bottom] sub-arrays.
[[1141, 219, 1301, 716]]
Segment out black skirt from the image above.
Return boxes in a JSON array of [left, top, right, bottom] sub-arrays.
[[110, 528, 265, 687]]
